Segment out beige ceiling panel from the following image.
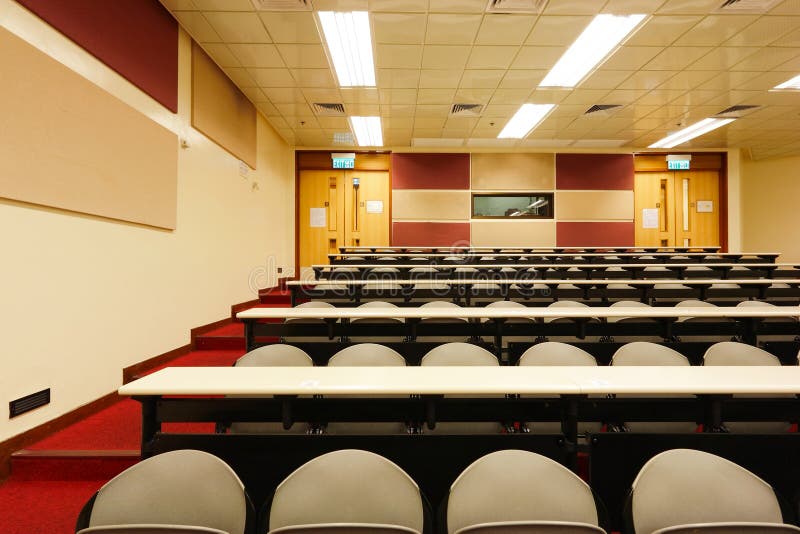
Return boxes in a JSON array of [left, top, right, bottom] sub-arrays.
[[263, 87, 306, 103], [526, 15, 592, 46], [660, 70, 718, 90], [379, 89, 418, 105], [412, 128, 443, 137], [376, 44, 423, 68], [471, 127, 502, 137], [490, 88, 533, 104], [340, 88, 380, 104], [625, 15, 702, 46], [249, 67, 295, 87], [277, 102, 315, 117], [302, 88, 342, 102], [203, 12, 271, 43], [602, 0, 666, 13], [635, 88, 686, 105], [347, 103, 380, 114], [600, 46, 662, 70], [266, 115, 290, 129], [442, 127, 473, 137], [312, 0, 368, 10], [162, 0, 197, 9], [241, 86, 267, 102], [416, 88, 456, 104], [256, 101, 279, 116], [471, 153, 555, 190], [773, 50, 800, 70], [415, 104, 451, 116], [224, 67, 258, 87], [467, 46, 519, 69], [734, 71, 798, 90], [428, 0, 486, 12], [382, 104, 417, 116], [668, 90, 719, 106], [687, 47, 759, 70], [483, 103, 524, 116], [453, 88, 495, 104], [372, 13, 427, 43], [377, 69, 421, 88], [726, 16, 800, 47], [393, 190, 471, 220], [732, 47, 800, 70], [459, 69, 505, 89], [560, 89, 613, 105], [276, 44, 329, 68], [193, 0, 251, 10], [618, 70, 678, 90], [773, 27, 800, 46], [657, 0, 731, 14], [369, 0, 428, 12], [673, 15, 757, 46], [229, 43, 284, 68], [495, 70, 543, 89], [258, 12, 320, 44], [445, 117, 480, 129], [382, 117, 414, 128], [419, 70, 463, 88], [528, 88, 571, 103], [543, 0, 604, 15], [476, 14, 537, 46], [316, 117, 349, 129], [580, 69, 633, 89], [174, 12, 221, 42], [202, 43, 240, 68], [290, 68, 337, 87], [422, 45, 472, 69], [471, 220, 556, 248], [425, 13, 482, 44], [601, 89, 648, 104], [511, 46, 566, 69], [644, 46, 712, 70]]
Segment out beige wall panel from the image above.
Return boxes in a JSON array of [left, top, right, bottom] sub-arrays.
[[0, 27, 178, 229], [471, 153, 556, 190], [741, 155, 800, 262], [192, 42, 257, 168], [392, 190, 471, 221], [556, 190, 634, 221], [471, 220, 556, 247]]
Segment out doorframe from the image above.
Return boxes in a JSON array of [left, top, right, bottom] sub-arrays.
[[632, 151, 728, 252], [294, 151, 393, 276]]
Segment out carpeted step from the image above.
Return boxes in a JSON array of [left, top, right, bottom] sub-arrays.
[[195, 322, 281, 350], [10, 450, 139, 481], [259, 288, 293, 305]]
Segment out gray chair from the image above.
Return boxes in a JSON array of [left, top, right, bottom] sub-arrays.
[[284, 301, 337, 343], [445, 450, 606, 534], [703, 341, 791, 433], [420, 343, 502, 434], [607, 301, 661, 342], [419, 301, 470, 342], [228, 345, 313, 434], [325, 344, 408, 434], [628, 449, 799, 534], [75, 449, 251, 534], [267, 450, 424, 534], [674, 300, 733, 342], [350, 301, 405, 342], [611, 342, 697, 433]]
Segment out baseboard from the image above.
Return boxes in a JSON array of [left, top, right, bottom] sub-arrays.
[[122, 343, 192, 384], [231, 298, 260, 318], [0, 391, 120, 481]]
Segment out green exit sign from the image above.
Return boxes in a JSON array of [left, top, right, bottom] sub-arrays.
[[668, 160, 690, 170], [332, 157, 355, 169]]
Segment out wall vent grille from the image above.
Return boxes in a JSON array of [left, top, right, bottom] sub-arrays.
[[251, 0, 312, 11], [451, 103, 483, 116], [486, 0, 547, 13], [313, 103, 346, 116], [10, 389, 50, 418]]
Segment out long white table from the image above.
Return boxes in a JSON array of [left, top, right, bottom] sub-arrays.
[[328, 252, 780, 265]]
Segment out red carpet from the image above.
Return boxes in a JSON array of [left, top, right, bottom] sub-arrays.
[[0, 478, 106, 533]]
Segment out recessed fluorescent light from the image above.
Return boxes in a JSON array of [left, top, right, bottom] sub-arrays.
[[497, 104, 555, 139], [773, 74, 800, 90], [318, 11, 375, 87], [349, 116, 383, 146], [539, 14, 646, 88], [648, 118, 735, 149]]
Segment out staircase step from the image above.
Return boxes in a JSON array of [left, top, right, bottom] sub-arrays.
[[10, 450, 139, 481], [195, 322, 279, 350]]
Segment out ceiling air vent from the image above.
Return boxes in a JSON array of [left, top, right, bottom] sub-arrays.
[[312, 103, 346, 116], [251, 0, 312, 11], [450, 103, 483, 117], [715, 104, 760, 117], [486, 0, 547, 14], [585, 104, 622, 115], [717, 0, 782, 12]]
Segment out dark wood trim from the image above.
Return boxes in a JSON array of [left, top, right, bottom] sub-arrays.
[[231, 298, 260, 317], [122, 343, 192, 384], [719, 151, 729, 253], [294, 150, 300, 277], [11, 449, 139, 458], [0, 391, 120, 481]]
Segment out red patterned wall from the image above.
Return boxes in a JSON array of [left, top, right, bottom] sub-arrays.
[[391, 153, 470, 190], [392, 222, 470, 247], [556, 154, 634, 190]]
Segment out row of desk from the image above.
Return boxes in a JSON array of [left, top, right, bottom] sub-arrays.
[[338, 246, 723, 254], [328, 252, 779, 265]]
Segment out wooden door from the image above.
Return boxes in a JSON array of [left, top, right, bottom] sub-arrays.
[[635, 172, 675, 247], [675, 170, 720, 248], [343, 170, 390, 248]]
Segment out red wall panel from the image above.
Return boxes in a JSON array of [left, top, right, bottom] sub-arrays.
[[17, 0, 178, 112], [556, 222, 634, 247], [556, 154, 634, 190], [392, 222, 471, 247], [391, 153, 470, 190]]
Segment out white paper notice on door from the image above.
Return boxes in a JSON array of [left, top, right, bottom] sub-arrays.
[[309, 207, 326, 228], [366, 200, 384, 214], [642, 208, 659, 229], [696, 200, 713, 213]]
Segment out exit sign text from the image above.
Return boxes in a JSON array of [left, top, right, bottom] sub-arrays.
[[332, 157, 355, 169], [668, 160, 690, 170]]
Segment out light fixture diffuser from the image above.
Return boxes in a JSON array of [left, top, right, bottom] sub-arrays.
[[773, 74, 800, 90], [497, 104, 555, 139], [349, 116, 383, 146], [318, 11, 376, 87], [539, 14, 646, 88], [648, 118, 735, 149]]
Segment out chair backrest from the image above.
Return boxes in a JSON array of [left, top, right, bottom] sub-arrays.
[[420, 342, 498, 366], [353, 301, 403, 323], [234, 345, 313, 367], [651, 524, 800, 534], [286, 301, 337, 324], [78, 527, 227, 534], [453, 523, 605, 534], [545, 301, 593, 323], [78, 450, 248, 534], [630, 449, 786, 534], [268, 450, 424, 534], [446, 450, 601, 534], [611, 342, 689, 366], [608, 300, 653, 323], [269, 526, 419, 534], [518, 342, 597, 366], [420, 301, 467, 322], [703, 341, 780, 366], [328, 344, 406, 366]]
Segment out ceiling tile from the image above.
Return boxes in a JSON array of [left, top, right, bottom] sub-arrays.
[[674, 15, 758, 46], [376, 45, 423, 68], [416, 88, 457, 103], [266, 116, 290, 129], [528, 88, 570, 103], [379, 89, 418, 105], [263, 87, 307, 103], [201, 43, 240, 67], [687, 47, 759, 70], [277, 103, 315, 117], [312, 0, 368, 10], [475, 14, 537, 46], [625, 15, 703, 46], [600, 46, 662, 70], [414, 117, 447, 129], [382, 104, 417, 116], [422, 46, 472, 69], [732, 47, 800, 70], [413, 128, 444, 137], [482, 103, 523, 116], [511, 46, 565, 69], [377, 69, 421, 88], [644, 46, 712, 70], [372, 13, 427, 43], [602, 0, 666, 13], [203, 12, 272, 43], [161, 0, 196, 9], [560, 89, 613, 105], [228, 43, 284, 68], [526, 15, 592, 46], [369, 0, 428, 11], [419, 70, 463, 88], [301, 88, 342, 102], [415, 104, 451, 116], [382, 117, 414, 128], [347, 103, 381, 114], [290, 68, 337, 87], [340, 88, 380, 103], [656, 0, 730, 14], [543, 0, 605, 15], [428, 0, 485, 12], [453, 88, 495, 104], [276, 44, 329, 68], [603, 88, 650, 104], [659, 70, 717, 90], [241, 86, 267, 102], [249, 68, 295, 87], [224, 67, 258, 87], [445, 116, 480, 128], [635, 88, 686, 105], [773, 27, 800, 46], [460, 69, 505, 89], [425, 14, 482, 44], [618, 70, 677, 90], [467, 46, 519, 69], [499, 69, 547, 88], [174, 12, 220, 42], [490, 88, 533, 104], [580, 69, 633, 89], [725, 16, 800, 47], [258, 12, 320, 44], [772, 0, 800, 15], [256, 101, 279, 116], [192, 0, 251, 9]]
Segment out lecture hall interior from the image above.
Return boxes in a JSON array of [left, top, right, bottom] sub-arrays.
[[3, 0, 800, 532]]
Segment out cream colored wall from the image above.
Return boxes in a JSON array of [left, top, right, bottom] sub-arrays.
[[0, 1, 294, 442], [740, 153, 800, 262]]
